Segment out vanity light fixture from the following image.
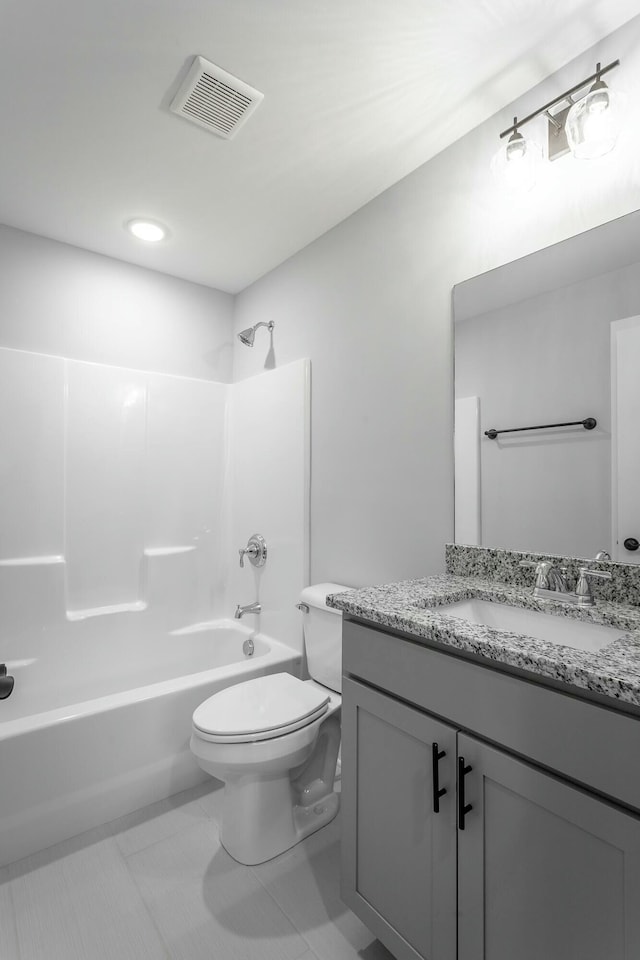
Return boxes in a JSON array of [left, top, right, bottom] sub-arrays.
[[126, 219, 168, 242], [565, 64, 623, 159], [490, 121, 542, 193], [494, 59, 622, 186]]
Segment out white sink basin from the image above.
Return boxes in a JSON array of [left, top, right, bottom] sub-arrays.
[[432, 598, 624, 653]]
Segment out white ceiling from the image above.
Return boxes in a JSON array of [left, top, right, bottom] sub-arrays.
[[0, 0, 637, 293]]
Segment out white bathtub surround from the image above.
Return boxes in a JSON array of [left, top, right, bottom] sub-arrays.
[[0, 350, 309, 663], [0, 349, 310, 866], [226, 360, 311, 653], [0, 623, 301, 868], [0, 782, 393, 960]]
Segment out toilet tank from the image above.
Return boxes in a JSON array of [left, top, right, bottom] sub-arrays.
[[299, 582, 350, 693]]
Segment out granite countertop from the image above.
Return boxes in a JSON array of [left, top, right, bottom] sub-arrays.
[[327, 575, 640, 709]]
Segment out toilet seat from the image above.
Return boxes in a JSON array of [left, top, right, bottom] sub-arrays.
[[192, 673, 330, 743]]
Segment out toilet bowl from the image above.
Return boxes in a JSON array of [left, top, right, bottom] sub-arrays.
[[190, 582, 349, 865], [190, 674, 341, 864]]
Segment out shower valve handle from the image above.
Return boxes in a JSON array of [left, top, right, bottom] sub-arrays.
[[239, 545, 256, 568], [238, 534, 267, 569]]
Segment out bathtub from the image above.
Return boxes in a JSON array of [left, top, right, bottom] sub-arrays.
[[0, 620, 301, 868]]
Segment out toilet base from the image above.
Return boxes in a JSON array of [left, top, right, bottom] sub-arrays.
[[190, 688, 342, 865], [219, 772, 339, 865]]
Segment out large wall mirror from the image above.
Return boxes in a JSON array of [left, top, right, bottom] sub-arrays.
[[453, 208, 640, 564]]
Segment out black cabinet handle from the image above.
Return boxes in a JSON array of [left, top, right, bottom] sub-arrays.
[[458, 756, 473, 830], [432, 742, 447, 813], [624, 537, 639, 552]]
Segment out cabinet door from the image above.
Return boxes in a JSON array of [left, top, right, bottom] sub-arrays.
[[341, 678, 457, 960], [457, 733, 640, 960]]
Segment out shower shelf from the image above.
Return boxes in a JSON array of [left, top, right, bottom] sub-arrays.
[[66, 600, 147, 621], [143, 546, 196, 557], [0, 555, 64, 567]]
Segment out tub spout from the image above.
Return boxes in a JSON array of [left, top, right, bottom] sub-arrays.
[[234, 601, 261, 619], [0, 664, 14, 700]]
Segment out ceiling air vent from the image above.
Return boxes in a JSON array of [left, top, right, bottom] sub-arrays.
[[170, 56, 264, 140]]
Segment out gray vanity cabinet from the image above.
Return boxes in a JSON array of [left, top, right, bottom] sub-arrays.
[[457, 733, 640, 960], [341, 622, 640, 960], [341, 678, 457, 960]]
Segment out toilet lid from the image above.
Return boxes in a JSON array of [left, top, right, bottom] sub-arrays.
[[192, 673, 330, 742]]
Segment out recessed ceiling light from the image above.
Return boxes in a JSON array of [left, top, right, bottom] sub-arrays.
[[126, 219, 168, 242]]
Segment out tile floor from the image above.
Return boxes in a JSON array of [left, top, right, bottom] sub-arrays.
[[0, 780, 395, 960]]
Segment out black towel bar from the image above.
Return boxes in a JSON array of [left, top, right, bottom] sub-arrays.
[[484, 417, 596, 440]]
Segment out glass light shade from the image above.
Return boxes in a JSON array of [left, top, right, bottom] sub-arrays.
[[566, 84, 622, 159], [127, 219, 167, 242], [491, 133, 542, 194], [505, 130, 527, 161]]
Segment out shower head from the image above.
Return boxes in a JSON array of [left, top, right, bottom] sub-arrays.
[[237, 320, 274, 347]]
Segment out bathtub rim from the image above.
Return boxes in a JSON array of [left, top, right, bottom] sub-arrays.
[[0, 623, 300, 743]]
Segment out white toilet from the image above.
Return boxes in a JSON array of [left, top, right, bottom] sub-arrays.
[[190, 582, 348, 865]]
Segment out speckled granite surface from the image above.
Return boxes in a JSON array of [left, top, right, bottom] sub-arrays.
[[445, 543, 640, 607], [328, 574, 640, 709]]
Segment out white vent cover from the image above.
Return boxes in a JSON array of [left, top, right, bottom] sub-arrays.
[[170, 56, 264, 140]]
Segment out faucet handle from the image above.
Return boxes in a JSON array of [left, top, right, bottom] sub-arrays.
[[578, 566, 612, 582], [575, 566, 612, 604], [519, 559, 553, 590]]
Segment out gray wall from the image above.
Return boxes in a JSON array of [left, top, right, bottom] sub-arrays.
[[0, 225, 234, 381], [4, 17, 640, 591], [233, 16, 640, 587], [455, 258, 640, 557]]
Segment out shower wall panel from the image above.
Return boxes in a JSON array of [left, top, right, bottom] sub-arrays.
[[227, 359, 310, 654], [65, 361, 148, 615], [145, 373, 228, 623], [0, 347, 227, 644], [0, 348, 65, 561]]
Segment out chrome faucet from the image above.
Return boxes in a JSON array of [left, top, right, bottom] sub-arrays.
[[519, 560, 561, 592], [519, 560, 611, 606], [234, 601, 262, 619], [546, 566, 572, 593]]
